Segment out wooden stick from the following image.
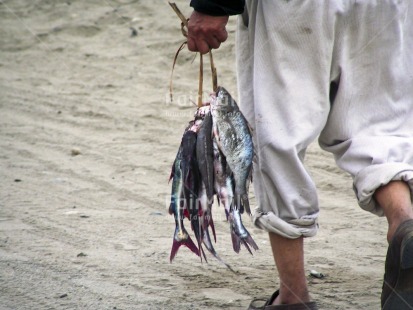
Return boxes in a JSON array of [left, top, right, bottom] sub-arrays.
[[168, 2, 188, 26], [198, 53, 203, 107], [209, 49, 218, 92], [168, 2, 188, 37]]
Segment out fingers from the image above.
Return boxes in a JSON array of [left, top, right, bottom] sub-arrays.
[[214, 28, 228, 44], [187, 11, 229, 54], [187, 37, 210, 54], [187, 34, 223, 54]]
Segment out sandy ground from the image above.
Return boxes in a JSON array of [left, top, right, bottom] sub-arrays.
[[0, 1, 391, 309]]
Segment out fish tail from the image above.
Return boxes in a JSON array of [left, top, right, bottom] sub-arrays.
[[209, 215, 216, 243], [230, 226, 241, 254], [247, 234, 259, 251], [190, 213, 205, 262], [203, 228, 235, 272], [241, 238, 253, 255], [168, 203, 174, 215], [203, 209, 216, 243], [242, 234, 259, 254], [229, 208, 259, 254], [224, 209, 229, 221], [200, 244, 208, 263], [168, 169, 174, 184], [170, 233, 200, 263], [202, 228, 217, 262]]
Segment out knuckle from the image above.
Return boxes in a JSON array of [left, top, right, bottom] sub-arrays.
[[187, 40, 197, 52]]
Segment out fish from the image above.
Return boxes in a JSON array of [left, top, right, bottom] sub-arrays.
[[211, 86, 253, 215], [169, 144, 200, 262], [180, 129, 198, 189], [212, 138, 232, 220], [169, 86, 256, 263], [198, 180, 216, 243], [198, 181, 235, 271], [180, 129, 203, 257], [213, 136, 258, 254], [196, 110, 215, 203]]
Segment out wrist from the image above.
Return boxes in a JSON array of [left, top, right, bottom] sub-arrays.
[[190, 0, 244, 16]]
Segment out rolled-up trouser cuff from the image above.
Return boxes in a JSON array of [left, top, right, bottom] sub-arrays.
[[252, 208, 319, 239], [354, 163, 413, 216]]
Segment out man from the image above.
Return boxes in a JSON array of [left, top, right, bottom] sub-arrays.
[[187, 0, 413, 309]]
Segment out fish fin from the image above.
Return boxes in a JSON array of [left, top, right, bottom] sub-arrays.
[[202, 209, 216, 243], [231, 228, 241, 254], [244, 234, 259, 251], [230, 207, 258, 254], [239, 231, 259, 255], [241, 194, 251, 215], [249, 164, 254, 183], [241, 238, 253, 255], [209, 216, 216, 243], [168, 204, 174, 215], [224, 209, 229, 221], [170, 234, 200, 263], [190, 213, 204, 262], [183, 208, 190, 220], [200, 245, 208, 263], [202, 229, 236, 273], [168, 162, 176, 183], [235, 195, 245, 214]]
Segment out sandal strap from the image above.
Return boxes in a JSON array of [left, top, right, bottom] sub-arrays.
[[248, 290, 318, 310], [248, 298, 269, 310], [264, 301, 318, 310]]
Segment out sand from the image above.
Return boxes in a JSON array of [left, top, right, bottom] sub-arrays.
[[0, 1, 390, 309]]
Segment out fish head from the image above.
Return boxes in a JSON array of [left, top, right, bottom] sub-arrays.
[[211, 86, 239, 118], [194, 105, 211, 120], [215, 86, 238, 109]]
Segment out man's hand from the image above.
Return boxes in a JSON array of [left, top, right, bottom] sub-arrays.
[[187, 11, 229, 54]]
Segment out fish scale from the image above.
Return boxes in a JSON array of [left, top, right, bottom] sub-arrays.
[[169, 144, 200, 262]]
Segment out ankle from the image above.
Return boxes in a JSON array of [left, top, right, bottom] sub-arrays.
[[374, 181, 413, 242], [388, 216, 413, 242], [273, 287, 310, 305]]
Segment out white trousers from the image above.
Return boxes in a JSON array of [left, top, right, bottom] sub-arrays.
[[236, 0, 413, 238]]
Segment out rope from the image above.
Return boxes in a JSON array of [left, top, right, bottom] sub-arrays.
[[168, 2, 218, 107]]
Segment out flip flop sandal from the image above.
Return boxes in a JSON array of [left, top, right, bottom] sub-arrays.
[[382, 219, 413, 309], [248, 290, 318, 310]]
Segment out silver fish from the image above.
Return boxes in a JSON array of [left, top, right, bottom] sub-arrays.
[[198, 180, 216, 242], [169, 145, 199, 262], [213, 136, 258, 254], [198, 181, 235, 271], [211, 86, 253, 215], [196, 111, 215, 202], [212, 138, 232, 219], [180, 129, 203, 255]]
